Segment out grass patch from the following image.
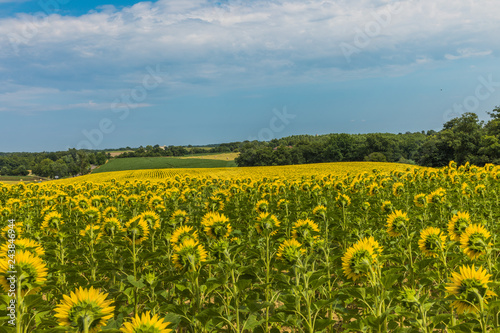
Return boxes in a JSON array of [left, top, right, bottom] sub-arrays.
[[93, 157, 236, 173], [0, 175, 48, 184]]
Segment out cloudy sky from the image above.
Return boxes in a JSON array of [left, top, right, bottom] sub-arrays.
[[0, 0, 499, 152]]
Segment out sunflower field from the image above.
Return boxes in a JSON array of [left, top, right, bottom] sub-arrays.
[[0, 161, 499, 333]]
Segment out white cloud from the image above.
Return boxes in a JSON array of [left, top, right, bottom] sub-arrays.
[[445, 48, 493, 60], [0, 0, 498, 111]]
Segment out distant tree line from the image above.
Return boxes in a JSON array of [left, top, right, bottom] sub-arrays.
[[235, 108, 500, 167], [0, 149, 107, 178]]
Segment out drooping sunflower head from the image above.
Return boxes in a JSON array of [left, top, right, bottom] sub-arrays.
[[170, 209, 189, 225], [413, 193, 427, 208], [445, 265, 497, 315], [102, 207, 118, 219], [42, 211, 64, 232], [139, 211, 161, 230], [342, 237, 381, 282], [312, 205, 327, 219], [426, 188, 446, 204], [418, 227, 446, 258], [172, 239, 208, 271], [54, 286, 115, 333], [205, 195, 225, 212], [149, 195, 164, 209], [460, 224, 492, 260], [292, 219, 320, 245], [255, 200, 269, 214], [0, 238, 45, 257], [101, 217, 124, 237], [392, 182, 405, 197], [121, 311, 172, 333], [336, 194, 351, 208], [201, 212, 232, 240], [0, 250, 48, 296], [82, 207, 101, 225], [170, 225, 199, 246], [124, 217, 150, 244], [276, 239, 306, 265], [474, 184, 486, 195], [386, 210, 409, 237], [255, 212, 280, 236], [381, 200, 393, 213], [447, 211, 471, 242]]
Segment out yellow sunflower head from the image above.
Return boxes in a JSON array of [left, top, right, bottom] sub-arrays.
[[474, 184, 486, 195], [101, 217, 124, 237], [426, 188, 446, 204], [276, 239, 306, 265], [138, 211, 161, 230], [54, 286, 115, 333], [312, 205, 327, 219], [124, 217, 150, 244], [201, 212, 232, 240], [0, 238, 45, 257], [445, 265, 497, 315], [447, 211, 471, 242], [103, 207, 118, 219], [170, 225, 199, 246], [392, 182, 405, 197], [418, 227, 446, 258], [292, 219, 320, 245], [121, 311, 172, 333], [172, 239, 208, 271], [386, 210, 409, 237], [336, 194, 351, 208], [413, 193, 427, 208], [255, 213, 280, 236], [170, 209, 189, 225], [1, 222, 23, 241], [42, 211, 64, 232], [0, 250, 48, 296], [255, 200, 269, 214], [460, 224, 492, 260], [80, 225, 102, 242], [149, 195, 164, 208], [342, 237, 382, 282], [381, 200, 393, 213]]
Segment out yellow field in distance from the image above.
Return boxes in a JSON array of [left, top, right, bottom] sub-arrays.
[[51, 162, 432, 184]]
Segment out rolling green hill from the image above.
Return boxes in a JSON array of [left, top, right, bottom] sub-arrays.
[[92, 157, 236, 173]]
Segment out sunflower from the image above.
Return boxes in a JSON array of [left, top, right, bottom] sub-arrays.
[[0, 238, 45, 257], [80, 225, 102, 241], [121, 311, 172, 333], [426, 188, 446, 204], [413, 193, 427, 208], [1, 222, 23, 241], [201, 212, 232, 240], [276, 239, 306, 265], [101, 217, 123, 236], [0, 206, 11, 218], [171, 239, 208, 271], [170, 209, 189, 225], [138, 211, 161, 230], [255, 200, 269, 214], [292, 219, 320, 245], [149, 195, 164, 208], [336, 194, 351, 208], [447, 211, 471, 242], [368, 184, 380, 196], [474, 184, 486, 195], [254, 212, 280, 236], [124, 217, 150, 244], [170, 225, 199, 245], [102, 207, 118, 219], [460, 224, 492, 260], [418, 227, 446, 258], [386, 210, 409, 237], [0, 250, 48, 296], [54, 286, 115, 333], [42, 211, 64, 232], [380, 200, 393, 213], [312, 205, 327, 219], [392, 182, 405, 197], [342, 237, 382, 281], [446, 265, 497, 314]]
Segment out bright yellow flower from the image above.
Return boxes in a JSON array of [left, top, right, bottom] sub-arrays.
[[418, 227, 446, 258], [0, 250, 48, 296], [54, 286, 115, 333], [342, 237, 382, 281], [386, 210, 409, 237], [446, 265, 496, 314], [170, 225, 199, 245], [121, 311, 172, 333], [447, 211, 470, 242], [460, 224, 492, 260], [276, 239, 306, 265], [172, 239, 208, 271]]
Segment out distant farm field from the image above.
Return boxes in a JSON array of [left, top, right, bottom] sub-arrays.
[[92, 156, 237, 173], [179, 152, 239, 161]]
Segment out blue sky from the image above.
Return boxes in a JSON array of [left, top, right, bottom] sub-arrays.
[[0, 0, 499, 152]]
